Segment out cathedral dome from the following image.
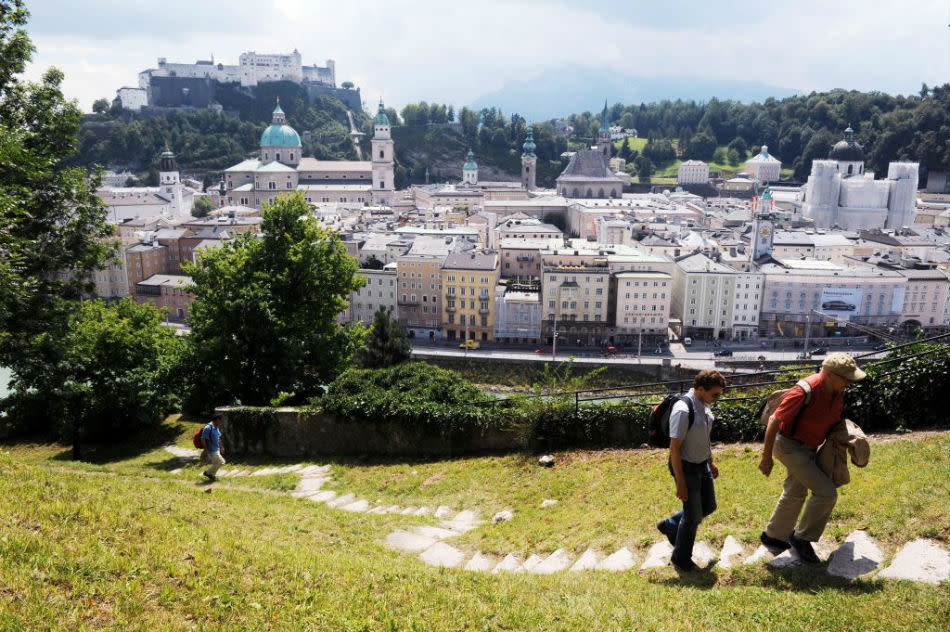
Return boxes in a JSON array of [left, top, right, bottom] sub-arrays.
[[260, 103, 301, 148], [374, 100, 390, 126], [828, 126, 864, 162], [463, 148, 477, 171]]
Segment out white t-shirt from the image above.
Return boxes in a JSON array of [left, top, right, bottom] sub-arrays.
[[669, 388, 713, 463]]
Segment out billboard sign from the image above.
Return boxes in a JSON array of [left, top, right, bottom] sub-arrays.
[[819, 287, 863, 319]]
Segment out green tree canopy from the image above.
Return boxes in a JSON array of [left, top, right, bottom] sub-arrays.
[[181, 193, 366, 409], [357, 308, 411, 369], [192, 195, 215, 218], [0, 0, 115, 437]]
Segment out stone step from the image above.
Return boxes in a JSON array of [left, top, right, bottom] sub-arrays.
[[442, 510, 481, 533], [340, 499, 371, 513], [367, 505, 389, 515], [308, 490, 338, 503], [411, 526, 461, 540], [716, 536, 745, 569], [433, 506, 454, 519], [531, 549, 572, 574], [325, 492, 356, 508], [569, 548, 602, 571], [520, 554, 544, 573], [692, 541, 718, 569], [744, 544, 775, 565], [878, 539, 950, 584], [827, 530, 884, 580], [382, 505, 403, 514], [640, 541, 673, 570], [385, 530, 437, 553], [768, 536, 835, 569], [464, 552, 496, 572], [419, 542, 466, 568], [413, 507, 432, 517], [598, 547, 636, 572], [492, 554, 523, 574], [400, 506, 419, 515]]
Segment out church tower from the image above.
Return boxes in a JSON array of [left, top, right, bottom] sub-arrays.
[[371, 99, 395, 206], [751, 186, 774, 261], [159, 143, 183, 216], [521, 127, 537, 191], [598, 99, 611, 157], [462, 148, 478, 185]]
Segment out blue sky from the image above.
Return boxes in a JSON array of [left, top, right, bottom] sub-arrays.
[[21, 0, 950, 112]]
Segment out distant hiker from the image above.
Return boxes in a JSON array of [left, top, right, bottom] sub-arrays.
[[758, 353, 866, 563], [201, 414, 225, 482], [657, 370, 726, 572]]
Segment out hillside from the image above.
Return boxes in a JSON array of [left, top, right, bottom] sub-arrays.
[[73, 81, 366, 183]]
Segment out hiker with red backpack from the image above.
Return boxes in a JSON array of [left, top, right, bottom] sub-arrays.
[[197, 414, 225, 482], [758, 353, 866, 563], [654, 370, 727, 573]]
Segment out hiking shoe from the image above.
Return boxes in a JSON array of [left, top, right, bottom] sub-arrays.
[[657, 520, 676, 546], [203, 471, 216, 482], [671, 557, 700, 573], [789, 535, 820, 564], [760, 531, 791, 553]]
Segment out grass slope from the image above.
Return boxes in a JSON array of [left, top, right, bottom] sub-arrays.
[[0, 421, 947, 630]]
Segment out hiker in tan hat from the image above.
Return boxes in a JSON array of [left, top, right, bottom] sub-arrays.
[[758, 353, 866, 563]]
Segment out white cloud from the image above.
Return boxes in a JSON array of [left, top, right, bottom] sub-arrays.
[[21, 0, 949, 112]]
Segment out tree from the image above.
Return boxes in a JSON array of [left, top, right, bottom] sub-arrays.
[[6, 299, 182, 455], [92, 97, 110, 114], [181, 193, 367, 409], [634, 155, 655, 182], [712, 146, 728, 165], [341, 81, 354, 89], [361, 254, 385, 270], [686, 130, 717, 161], [726, 147, 741, 166], [619, 137, 633, 161], [357, 308, 411, 369], [727, 135, 748, 158], [192, 195, 215, 218], [0, 1, 115, 444]]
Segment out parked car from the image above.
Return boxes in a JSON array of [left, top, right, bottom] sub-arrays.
[[821, 300, 856, 312], [604, 346, 617, 356], [713, 349, 734, 357], [460, 339, 481, 350], [873, 342, 888, 351], [683, 337, 693, 347], [810, 347, 827, 355]]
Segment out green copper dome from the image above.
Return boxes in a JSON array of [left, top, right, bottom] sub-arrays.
[[260, 102, 301, 148], [522, 127, 536, 157], [463, 148, 478, 171], [374, 99, 390, 126]]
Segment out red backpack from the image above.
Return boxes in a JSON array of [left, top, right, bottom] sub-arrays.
[[192, 427, 205, 450]]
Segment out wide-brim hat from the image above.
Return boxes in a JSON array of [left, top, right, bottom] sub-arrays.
[[822, 352, 866, 381]]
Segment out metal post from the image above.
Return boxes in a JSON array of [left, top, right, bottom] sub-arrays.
[[803, 312, 811, 356], [551, 286, 559, 361]]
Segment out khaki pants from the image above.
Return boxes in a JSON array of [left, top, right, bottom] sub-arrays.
[[765, 434, 838, 542], [204, 451, 225, 476]]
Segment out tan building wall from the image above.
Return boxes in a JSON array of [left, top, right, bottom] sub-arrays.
[[441, 258, 499, 342]]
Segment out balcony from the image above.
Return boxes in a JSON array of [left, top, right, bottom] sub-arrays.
[[447, 306, 456, 312], [479, 308, 490, 315]]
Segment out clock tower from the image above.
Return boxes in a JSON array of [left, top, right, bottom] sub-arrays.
[[751, 186, 774, 260]]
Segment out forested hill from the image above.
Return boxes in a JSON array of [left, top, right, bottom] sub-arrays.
[[73, 81, 364, 184], [385, 85, 949, 187]]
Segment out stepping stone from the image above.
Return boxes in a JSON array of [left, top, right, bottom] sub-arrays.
[[878, 539, 950, 584], [640, 541, 673, 570], [443, 510, 481, 533], [465, 552, 496, 572], [411, 526, 460, 540], [252, 467, 274, 476], [434, 506, 453, 519], [419, 542, 466, 569], [399, 507, 419, 515], [540, 499, 558, 508], [299, 465, 328, 476], [744, 545, 775, 565], [768, 537, 835, 568], [492, 510, 514, 524], [492, 554, 523, 574], [326, 492, 355, 508], [385, 530, 437, 553], [165, 446, 200, 459], [294, 478, 325, 495], [692, 541, 718, 569], [308, 490, 338, 503], [383, 505, 403, 514], [413, 507, 432, 517], [827, 531, 884, 580], [716, 536, 745, 569], [570, 549, 602, 571], [341, 499, 371, 513], [520, 554, 544, 573], [170, 468, 183, 475], [283, 464, 304, 473], [368, 505, 389, 515], [531, 549, 572, 574], [598, 547, 637, 572]]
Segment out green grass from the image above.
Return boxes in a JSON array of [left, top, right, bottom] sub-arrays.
[[1, 422, 947, 630], [613, 137, 648, 153]]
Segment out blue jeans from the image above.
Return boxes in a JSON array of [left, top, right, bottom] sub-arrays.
[[662, 459, 717, 565]]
